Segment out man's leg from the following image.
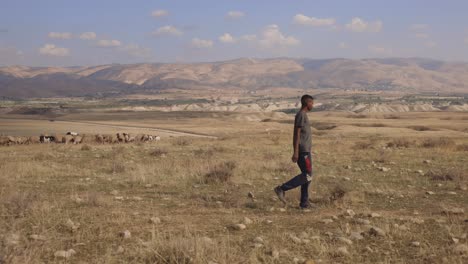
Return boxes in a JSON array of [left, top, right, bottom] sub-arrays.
[[275, 152, 310, 205], [279, 153, 309, 192], [279, 172, 308, 191], [300, 181, 311, 207], [275, 154, 307, 204], [299, 154, 313, 208]]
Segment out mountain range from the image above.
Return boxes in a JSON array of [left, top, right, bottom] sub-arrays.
[[1, 57, 468, 98]]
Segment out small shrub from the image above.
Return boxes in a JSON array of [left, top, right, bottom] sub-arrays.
[[353, 140, 375, 150], [194, 146, 225, 157], [173, 137, 192, 146], [150, 148, 168, 157], [311, 122, 337, 130], [81, 144, 92, 151], [270, 135, 281, 145], [347, 114, 368, 119], [425, 169, 466, 182], [329, 185, 347, 202], [3, 191, 39, 217], [409, 125, 434, 131], [273, 161, 296, 175], [374, 149, 390, 163], [204, 161, 236, 184], [313, 131, 327, 136], [111, 161, 126, 174], [384, 114, 401, 119], [420, 137, 455, 148], [386, 138, 412, 148], [352, 123, 387, 127], [456, 144, 468, 151], [84, 192, 103, 207]]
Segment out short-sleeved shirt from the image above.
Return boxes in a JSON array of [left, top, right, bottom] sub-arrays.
[[294, 111, 312, 152]]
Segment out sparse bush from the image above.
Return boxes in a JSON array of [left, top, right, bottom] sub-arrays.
[[194, 148, 214, 157], [136, 232, 239, 263], [425, 169, 466, 182], [273, 161, 296, 175], [313, 131, 327, 136], [374, 149, 390, 163], [173, 137, 192, 146], [204, 161, 236, 184], [347, 114, 368, 118], [456, 144, 468, 151], [111, 161, 126, 174], [329, 185, 347, 202], [79, 192, 103, 207], [420, 137, 455, 148], [386, 138, 412, 148], [353, 140, 375, 150], [409, 125, 434, 131], [150, 148, 168, 157], [270, 135, 281, 145], [194, 146, 226, 157], [384, 114, 401, 119], [352, 123, 387, 127], [3, 191, 39, 217], [312, 122, 337, 130], [81, 144, 91, 151]]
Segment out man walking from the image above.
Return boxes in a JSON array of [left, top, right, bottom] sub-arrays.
[[274, 94, 314, 209]]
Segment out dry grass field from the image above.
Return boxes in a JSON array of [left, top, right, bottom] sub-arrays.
[[0, 110, 467, 263]]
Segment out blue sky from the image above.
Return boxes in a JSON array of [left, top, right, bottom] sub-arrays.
[[1, 0, 468, 66]]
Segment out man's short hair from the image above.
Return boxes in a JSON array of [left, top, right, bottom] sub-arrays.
[[301, 94, 314, 107]]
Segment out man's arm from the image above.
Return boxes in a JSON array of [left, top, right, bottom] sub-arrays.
[[292, 126, 301, 162]]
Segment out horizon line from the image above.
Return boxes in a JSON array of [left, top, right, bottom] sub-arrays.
[[1, 56, 467, 68]]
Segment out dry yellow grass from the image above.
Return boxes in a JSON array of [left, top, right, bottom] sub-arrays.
[[0, 110, 467, 263]]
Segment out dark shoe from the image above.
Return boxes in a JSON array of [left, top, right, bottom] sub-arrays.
[[300, 202, 317, 209], [274, 186, 287, 205]]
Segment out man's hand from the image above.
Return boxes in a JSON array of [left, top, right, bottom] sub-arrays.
[[291, 153, 299, 163]]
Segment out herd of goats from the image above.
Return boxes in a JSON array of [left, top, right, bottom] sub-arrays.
[[0, 132, 161, 146]]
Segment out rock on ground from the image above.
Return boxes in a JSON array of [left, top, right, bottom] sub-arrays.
[[54, 249, 76, 259]]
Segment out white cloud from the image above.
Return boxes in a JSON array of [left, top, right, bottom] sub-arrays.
[[219, 33, 236, 43], [120, 44, 152, 58], [151, 9, 169, 18], [39, 44, 70, 56], [48, 32, 72, 39], [191, 38, 213, 48], [424, 41, 437, 48], [368, 45, 390, 54], [338, 42, 348, 49], [0, 46, 24, 65], [345, 17, 382, 33], [97, 39, 121, 47], [293, 14, 335, 27], [152, 25, 183, 36], [240, 34, 257, 42], [414, 33, 429, 39], [258, 24, 300, 48], [410, 24, 428, 31], [226, 11, 245, 19], [80, 32, 97, 40]]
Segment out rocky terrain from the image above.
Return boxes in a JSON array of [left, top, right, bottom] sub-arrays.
[[1, 58, 468, 98], [1, 111, 467, 263]]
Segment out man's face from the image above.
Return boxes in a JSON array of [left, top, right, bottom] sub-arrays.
[[306, 99, 314, 111]]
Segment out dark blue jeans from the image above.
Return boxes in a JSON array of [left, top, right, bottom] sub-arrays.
[[280, 152, 313, 207]]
